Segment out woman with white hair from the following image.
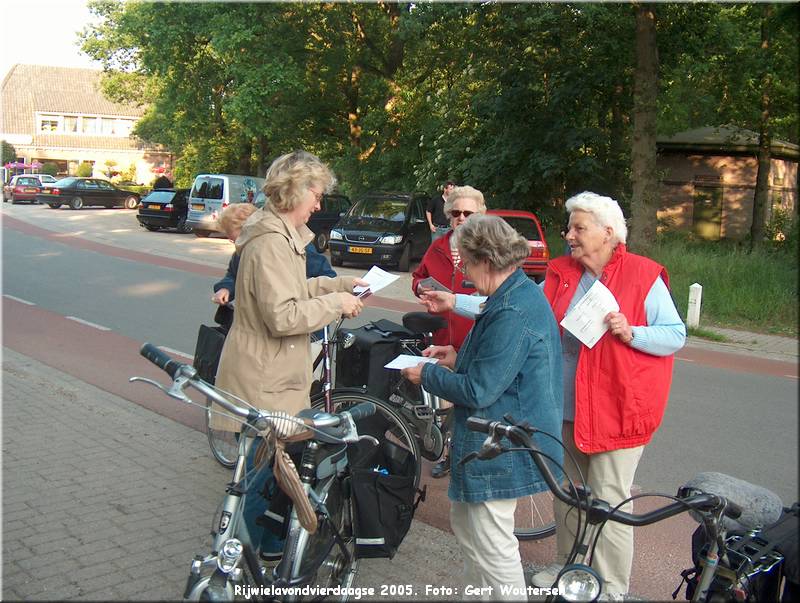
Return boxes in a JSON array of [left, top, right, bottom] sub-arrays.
[[531, 191, 686, 599]]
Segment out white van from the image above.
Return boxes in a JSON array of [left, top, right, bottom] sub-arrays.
[[185, 174, 266, 237]]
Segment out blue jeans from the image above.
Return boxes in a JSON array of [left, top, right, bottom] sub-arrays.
[[242, 439, 284, 556], [431, 226, 450, 243]]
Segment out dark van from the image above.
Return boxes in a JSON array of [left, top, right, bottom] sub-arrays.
[[328, 192, 431, 271]]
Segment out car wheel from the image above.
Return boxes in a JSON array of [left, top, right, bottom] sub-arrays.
[[176, 214, 192, 234], [314, 231, 329, 252], [48, 203, 62, 209], [69, 197, 83, 210], [145, 225, 161, 232], [123, 196, 138, 210], [398, 244, 411, 272], [194, 229, 211, 238], [11, 196, 18, 205], [331, 255, 343, 267]]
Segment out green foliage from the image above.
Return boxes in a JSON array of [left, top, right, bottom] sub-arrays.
[[41, 162, 59, 176], [75, 162, 94, 177], [650, 233, 798, 335], [2, 140, 17, 164], [686, 326, 729, 342]]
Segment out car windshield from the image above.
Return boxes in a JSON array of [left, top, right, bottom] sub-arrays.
[[350, 197, 408, 222], [17, 178, 39, 186], [143, 190, 177, 203], [54, 177, 77, 187], [500, 216, 542, 241]]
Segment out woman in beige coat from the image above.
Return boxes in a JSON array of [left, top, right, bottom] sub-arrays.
[[214, 150, 365, 562]]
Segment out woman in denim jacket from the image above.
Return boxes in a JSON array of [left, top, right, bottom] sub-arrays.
[[403, 213, 563, 600]]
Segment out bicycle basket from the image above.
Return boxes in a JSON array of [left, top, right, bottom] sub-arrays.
[[349, 439, 421, 559]]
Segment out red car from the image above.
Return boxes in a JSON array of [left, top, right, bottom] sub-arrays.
[[488, 209, 550, 282], [5, 175, 44, 204]]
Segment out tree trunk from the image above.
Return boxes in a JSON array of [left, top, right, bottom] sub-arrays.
[[628, 3, 659, 253], [749, 4, 773, 251]]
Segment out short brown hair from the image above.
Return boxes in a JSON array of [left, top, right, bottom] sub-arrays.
[[217, 203, 257, 239], [454, 213, 529, 272]]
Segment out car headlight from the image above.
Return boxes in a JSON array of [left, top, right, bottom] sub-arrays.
[[330, 229, 343, 241], [380, 234, 403, 245], [556, 564, 601, 602]]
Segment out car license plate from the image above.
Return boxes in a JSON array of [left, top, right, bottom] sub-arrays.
[[192, 203, 205, 210], [348, 246, 372, 254], [23, 188, 38, 193], [148, 204, 161, 210]]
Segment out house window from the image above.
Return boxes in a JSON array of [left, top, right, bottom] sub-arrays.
[[82, 117, 98, 134], [64, 116, 79, 133], [39, 115, 61, 132]]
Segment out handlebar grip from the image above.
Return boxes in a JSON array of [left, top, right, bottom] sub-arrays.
[[724, 499, 743, 520], [466, 416, 493, 433], [346, 402, 377, 422], [140, 343, 183, 379]]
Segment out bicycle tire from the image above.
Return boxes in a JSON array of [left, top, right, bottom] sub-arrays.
[[514, 490, 556, 540], [205, 397, 238, 469], [311, 390, 422, 488]]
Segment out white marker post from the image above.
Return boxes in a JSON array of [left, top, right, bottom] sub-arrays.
[[687, 283, 702, 328]]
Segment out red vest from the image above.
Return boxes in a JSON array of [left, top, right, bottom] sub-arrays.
[[543, 245, 675, 453], [411, 231, 475, 351]]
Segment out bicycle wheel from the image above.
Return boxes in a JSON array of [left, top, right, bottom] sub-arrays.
[[206, 397, 238, 469], [514, 490, 556, 540], [312, 391, 422, 488]]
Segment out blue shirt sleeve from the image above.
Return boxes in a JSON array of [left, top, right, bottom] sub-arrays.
[[305, 243, 337, 278], [630, 276, 686, 356], [453, 293, 487, 320], [213, 252, 238, 297]]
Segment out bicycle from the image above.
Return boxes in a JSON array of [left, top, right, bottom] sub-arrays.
[[132, 342, 416, 601], [464, 415, 791, 602], [205, 316, 422, 487], [347, 310, 556, 541]]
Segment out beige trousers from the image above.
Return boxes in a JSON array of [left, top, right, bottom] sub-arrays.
[[553, 422, 645, 596], [450, 499, 528, 601]]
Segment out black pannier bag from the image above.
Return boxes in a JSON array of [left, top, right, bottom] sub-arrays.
[[193, 324, 227, 384], [349, 438, 422, 559], [335, 320, 414, 400]]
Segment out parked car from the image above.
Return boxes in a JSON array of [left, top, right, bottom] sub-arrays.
[[328, 192, 431, 272], [488, 209, 550, 282], [255, 190, 351, 252], [36, 177, 141, 210], [136, 188, 191, 233], [185, 174, 266, 237], [4, 175, 46, 204]]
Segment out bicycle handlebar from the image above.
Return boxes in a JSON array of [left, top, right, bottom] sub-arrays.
[[465, 417, 742, 526], [137, 343, 374, 440]]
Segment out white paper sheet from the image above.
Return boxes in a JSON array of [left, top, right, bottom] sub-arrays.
[[353, 266, 400, 296], [384, 355, 439, 370], [559, 280, 620, 349]]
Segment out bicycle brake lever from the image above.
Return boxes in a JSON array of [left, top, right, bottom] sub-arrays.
[[129, 376, 170, 394], [458, 452, 479, 466], [358, 435, 380, 447]]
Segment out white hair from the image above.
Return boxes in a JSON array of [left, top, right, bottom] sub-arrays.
[[565, 191, 628, 245]]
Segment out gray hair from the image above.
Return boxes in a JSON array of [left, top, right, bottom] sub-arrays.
[[444, 185, 487, 215], [453, 213, 529, 272], [565, 191, 628, 245], [264, 150, 336, 213]]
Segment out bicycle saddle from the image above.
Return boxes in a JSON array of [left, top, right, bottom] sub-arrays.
[[403, 312, 447, 334], [681, 472, 784, 530]]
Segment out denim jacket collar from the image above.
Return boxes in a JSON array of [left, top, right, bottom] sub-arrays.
[[479, 268, 528, 317]]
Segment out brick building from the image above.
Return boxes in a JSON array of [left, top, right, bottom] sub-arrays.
[[1, 64, 172, 184], [657, 125, 798, 240]]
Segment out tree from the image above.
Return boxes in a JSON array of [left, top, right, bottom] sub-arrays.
[[2, 140, 17, 164], [628, 3, 659, 252], [75, 162, 94, 177]]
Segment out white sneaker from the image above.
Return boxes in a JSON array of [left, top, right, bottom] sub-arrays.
[[530, 562, 564, 588]]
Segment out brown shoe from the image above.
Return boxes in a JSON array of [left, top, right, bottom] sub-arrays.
[[431, 455, 450, 478]]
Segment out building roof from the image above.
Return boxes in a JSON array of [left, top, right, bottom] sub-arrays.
[[1, 64, 156, 151], [657, 125, 799, 161]]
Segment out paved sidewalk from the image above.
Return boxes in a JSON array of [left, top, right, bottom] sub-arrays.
[[1, 347, 522, 601]]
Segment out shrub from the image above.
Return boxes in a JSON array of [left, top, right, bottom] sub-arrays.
[[75, 162, 94, 177], [41, 162, 59, 176]]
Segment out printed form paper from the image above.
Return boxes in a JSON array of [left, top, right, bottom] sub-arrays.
[[353, 266, 400, 296], [560, 280, 619, 349], [384, 355, 439, 370]]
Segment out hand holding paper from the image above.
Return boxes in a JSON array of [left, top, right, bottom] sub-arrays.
[[353, 266, 399, 296], [560, 280, 620, 349]]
